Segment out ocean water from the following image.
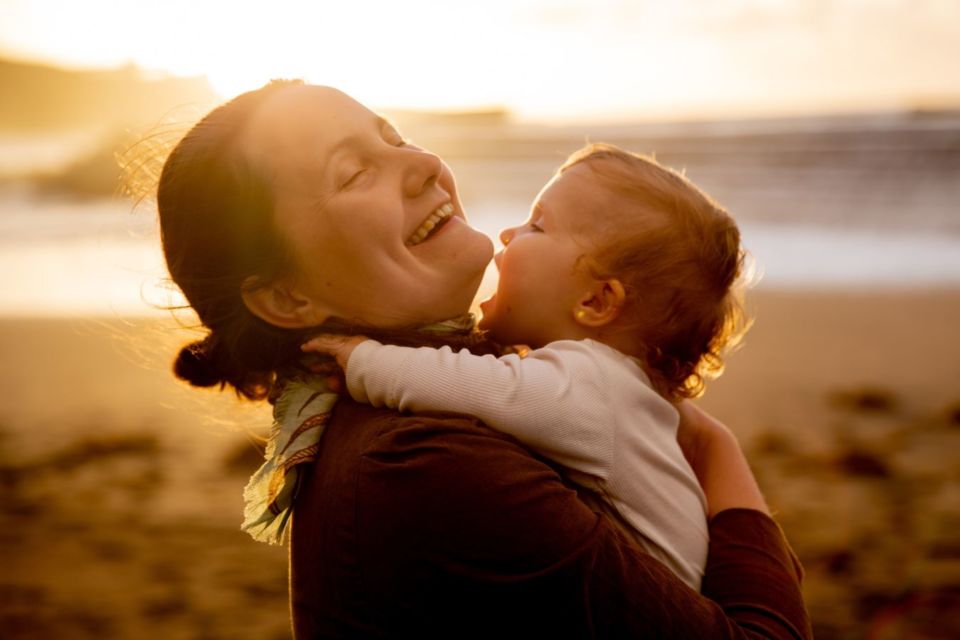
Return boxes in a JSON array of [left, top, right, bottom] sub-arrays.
[[0, 192, 959, 317], [467, 202, 960, 290], [1, 112, 958, 316], [0, 194, 170, 315]]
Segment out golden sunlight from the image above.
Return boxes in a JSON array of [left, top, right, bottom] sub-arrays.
[[2, 0, 958, 119]]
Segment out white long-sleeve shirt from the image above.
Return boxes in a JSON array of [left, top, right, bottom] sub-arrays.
[[344, 338, 709, 590]]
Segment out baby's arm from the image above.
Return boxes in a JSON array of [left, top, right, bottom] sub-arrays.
[[302, 336, 613, 477]]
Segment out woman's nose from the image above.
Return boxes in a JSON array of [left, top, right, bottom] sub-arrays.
[[402, 147, 442, 197]]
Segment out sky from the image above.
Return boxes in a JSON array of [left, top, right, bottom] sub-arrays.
[[1, 0, 958, 121]]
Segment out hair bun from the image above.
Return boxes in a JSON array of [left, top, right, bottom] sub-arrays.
[[173, 336, 225, 388]]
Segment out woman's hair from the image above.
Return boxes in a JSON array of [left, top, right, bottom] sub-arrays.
[[560, 143, 751, 400], [158, 79, 307, 400], [157, 79, 496, 400]]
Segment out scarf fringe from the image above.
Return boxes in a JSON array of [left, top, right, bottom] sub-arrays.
[[241, 374, 338, 544]]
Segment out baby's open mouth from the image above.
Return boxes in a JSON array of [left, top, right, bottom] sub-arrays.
[[406, 203, 454, 246]]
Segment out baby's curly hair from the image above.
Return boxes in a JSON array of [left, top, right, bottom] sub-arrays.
[[561, 144, 751, 400]]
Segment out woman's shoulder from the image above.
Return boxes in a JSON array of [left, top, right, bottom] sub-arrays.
[[321, 398, 602, 560], [320, 398, 551, 486], [328, 396, 523, 449], [329, 397, 554, 484]]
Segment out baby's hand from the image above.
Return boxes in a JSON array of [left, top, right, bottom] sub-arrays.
[[301, 334, 368, 369]]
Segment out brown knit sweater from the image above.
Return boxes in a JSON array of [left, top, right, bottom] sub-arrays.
[[290, 399, 811, 639]]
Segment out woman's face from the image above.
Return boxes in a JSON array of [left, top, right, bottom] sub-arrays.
[[240, 85, 493, 327]]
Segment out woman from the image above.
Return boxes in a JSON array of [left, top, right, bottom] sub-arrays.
[[158, 80, 810, 639]]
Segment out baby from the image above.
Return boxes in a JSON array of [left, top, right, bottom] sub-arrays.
[[303, 143, 749, 590]]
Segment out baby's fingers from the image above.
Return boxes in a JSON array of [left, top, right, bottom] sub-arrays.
[[301, 334, 367, 369], [300, 334, 348, 354]]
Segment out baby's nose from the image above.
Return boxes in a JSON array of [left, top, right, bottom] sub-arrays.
[[499, 226, 516, 246]]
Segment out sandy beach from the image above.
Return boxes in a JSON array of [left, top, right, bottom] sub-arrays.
[[1, 288, 959, 638]]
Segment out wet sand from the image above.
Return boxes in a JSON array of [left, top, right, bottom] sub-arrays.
[[1, 288, 959, 639]]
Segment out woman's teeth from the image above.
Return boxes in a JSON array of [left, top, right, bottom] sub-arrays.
[[406, 202, 455, 246]]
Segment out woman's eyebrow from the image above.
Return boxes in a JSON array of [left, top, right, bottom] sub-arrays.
[[325, 116, 389, 171], [320, 115, 395, 188], [325, 135, 361, 165]]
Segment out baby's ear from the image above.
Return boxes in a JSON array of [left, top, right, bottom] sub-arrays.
[[240, 275, 331, 329], [572, 278, 626, 327]]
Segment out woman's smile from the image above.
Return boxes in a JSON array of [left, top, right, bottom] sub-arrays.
[[406, 201, 455, 246]]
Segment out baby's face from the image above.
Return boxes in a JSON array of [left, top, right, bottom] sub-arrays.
[[479, 164, 613, 347]]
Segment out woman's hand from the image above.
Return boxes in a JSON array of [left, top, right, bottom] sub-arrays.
[[301, 334, 368, 369], [676, 401, 770, 520]]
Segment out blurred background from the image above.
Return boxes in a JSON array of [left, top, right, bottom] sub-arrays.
[[1, 0, 958, 637]]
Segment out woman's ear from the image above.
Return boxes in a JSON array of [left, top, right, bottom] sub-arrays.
[[572, 278, 626, 327], [240, 275, 330, 328]]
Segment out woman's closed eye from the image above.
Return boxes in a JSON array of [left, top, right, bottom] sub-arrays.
[[340, 168, 366, 190], [339, 132, 410, 190]]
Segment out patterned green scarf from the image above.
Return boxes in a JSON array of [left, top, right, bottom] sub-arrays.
[[241, 315, 477, 544]]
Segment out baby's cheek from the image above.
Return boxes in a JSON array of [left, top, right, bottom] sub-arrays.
[[496, 257, 527, 291]]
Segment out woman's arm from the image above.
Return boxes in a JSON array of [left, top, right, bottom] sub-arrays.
[[675, 402, 807, 629], [676, 400, 770, 519], [358, 411, 810, 639]]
